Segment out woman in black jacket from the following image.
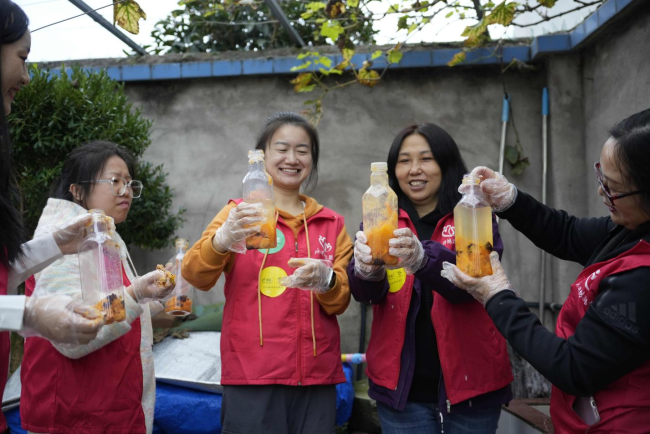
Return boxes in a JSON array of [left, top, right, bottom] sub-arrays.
[[441, 108, 650, 433]]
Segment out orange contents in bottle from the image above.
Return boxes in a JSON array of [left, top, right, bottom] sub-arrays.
[[455, 237, 493, 277], [246, 222, 277, 250], [165, 295, 193, 316], [94, 293, 126, 325], [366, 220, 398, 266]]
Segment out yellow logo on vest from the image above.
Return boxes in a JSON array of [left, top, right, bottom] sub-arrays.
[[260, 266, 288, 297], [387, 268, 407, 293]]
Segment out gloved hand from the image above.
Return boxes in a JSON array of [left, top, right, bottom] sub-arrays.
[[440, 251, 515, 306], [353, 231, 386, 281], [21, 294, 104, 344], [128, 268, 176, 304], [461, 166, 517, 212], [39, 214, 102, 255], [388, 228, 427, 274], [279, 258, 334, 294], [213, 202, 267, 254]]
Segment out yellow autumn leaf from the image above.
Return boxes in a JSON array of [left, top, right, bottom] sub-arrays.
[[114, 0, 147, 35], [358, 69, 380, 88], [447, 51, 466, 67]]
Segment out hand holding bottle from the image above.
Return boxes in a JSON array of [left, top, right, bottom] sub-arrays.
[[440, 251, 515, 306], [389, 228, 427, 274], [40, 213, 103, 255], [128, 268, 176, 304], [353, 231, 386, 281], [21, 295, 104, 344], [461, 166, 517, 212], [213, 202, 266, 254], [279, 258, 334, 294]]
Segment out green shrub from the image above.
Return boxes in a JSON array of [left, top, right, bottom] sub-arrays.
[[10, 65, 184, 249]]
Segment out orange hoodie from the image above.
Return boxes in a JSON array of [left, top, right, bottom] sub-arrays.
[[182, 195, 353, 315]]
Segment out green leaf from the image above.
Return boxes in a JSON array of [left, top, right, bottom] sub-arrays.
[[301, 11, 314, 19], [113, 0, 147, 35], [397, 16, 408, 30], [306, 1, 326, 11], [538, 0, 557, 7], [297, 84, 317, 93], [386, 4, 399, 13], [319, 56, 333, 68], [461, 19, 488, 38], [486, 1, 519, 26], [512, 158, 530, 175], [387, 49, 403, 64], [504, 145, 518, 165], [371, 50, 382, 60], [447, 51, 466, 67], [407, 22, 418, 34], [320, 21, 344, 40], [298, 51, 316, 59], [485, 1, 495, 7], [348, 0, 359, 7], [327, 68, 343, 75], [291, 61, 312, 71], [342, 48, 354, 62], [445, 10, 454, 18]]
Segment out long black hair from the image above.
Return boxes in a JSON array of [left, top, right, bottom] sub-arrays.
[[0, 0, 29, 267], [255, 112, 320, 191], [610, 108, 650, 217], [387, 123, 468, 216], [51, 141, 136, 208]]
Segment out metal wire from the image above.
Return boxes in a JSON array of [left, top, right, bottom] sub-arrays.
[[31, 0, 130, 32]]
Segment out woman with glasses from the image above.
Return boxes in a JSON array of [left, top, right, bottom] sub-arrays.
[[442, 108, 650, 432], [20, 140, 175, 434]]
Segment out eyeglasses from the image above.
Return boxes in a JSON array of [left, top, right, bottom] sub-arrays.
[[594, 162, 641, 206], [81, 177, 143, 198]]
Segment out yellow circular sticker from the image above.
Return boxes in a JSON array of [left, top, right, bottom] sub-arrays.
[[259, 266, 288, 298], [387, 268, 407, 293]]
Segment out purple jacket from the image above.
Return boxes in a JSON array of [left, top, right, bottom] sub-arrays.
[[347, 219, 512, 413]]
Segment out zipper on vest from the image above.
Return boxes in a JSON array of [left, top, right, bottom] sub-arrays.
[[446, 399, 451, 413], [295, 237, 303, 386]]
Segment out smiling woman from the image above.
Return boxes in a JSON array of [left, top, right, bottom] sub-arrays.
[[347, 123, 512, 434]]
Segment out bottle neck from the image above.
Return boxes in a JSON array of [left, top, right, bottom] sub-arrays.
[[370, 171, 389, 186], [463, 184, 480, 195], [249, 161, 265, 172], [175, 246, 186, 256]]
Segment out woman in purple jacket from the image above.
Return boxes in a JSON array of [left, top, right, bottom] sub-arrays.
[[348, 123, 512, 434]]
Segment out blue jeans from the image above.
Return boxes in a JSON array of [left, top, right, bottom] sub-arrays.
[[377, 401, 501, 434]]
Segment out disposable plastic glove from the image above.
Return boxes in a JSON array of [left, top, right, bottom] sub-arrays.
[[388, 228, 427, 274], [440, 251, 515, 306], [460, 166, 517, 212], [129, 268, 176, 304], [40, 214, 101, 255], [353, 231, 386, 281], [279, 258, 334, 294], [213, 202, 267, 254], [21, 295, 104, 344]]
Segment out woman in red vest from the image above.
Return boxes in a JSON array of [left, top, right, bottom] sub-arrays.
[[182, 112, 353, 434], [0, 2, 104, 431], [347, 123, 512, 434], [442, 108, 650, 433], [20, 141, 176, 434]]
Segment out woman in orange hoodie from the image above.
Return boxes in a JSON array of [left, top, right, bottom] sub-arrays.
[[182, 112, 353, 434]]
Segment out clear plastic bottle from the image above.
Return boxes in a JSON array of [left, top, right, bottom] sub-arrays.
[[243, 149, 277, 250], [164, 238, 194, 316], [362, 162, 399, 266], [78, 209, 125, 324], [454, 174, 494, 277]]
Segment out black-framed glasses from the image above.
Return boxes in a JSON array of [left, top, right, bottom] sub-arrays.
[[594, 162, 641, 206], [81, 177, 143, 198]]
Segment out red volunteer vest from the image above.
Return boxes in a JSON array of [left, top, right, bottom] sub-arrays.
[[21, 268, 145, 434], [220, 199, 346, 386], [0, 264, 9, 432], [365, 210, 513, 404], [551, 240, 650, 433]]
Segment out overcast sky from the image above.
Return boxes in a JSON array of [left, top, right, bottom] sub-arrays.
[[17, 0, 598, 63]]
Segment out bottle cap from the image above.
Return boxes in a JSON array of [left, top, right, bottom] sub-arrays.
[[175, 238, 189, 249], [371, 162, 388, 171], [461, 174, 480, 185], [248, 149, 265, 163]]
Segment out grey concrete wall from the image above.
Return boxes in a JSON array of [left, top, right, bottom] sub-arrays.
[[124, 66, 555, 353]]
